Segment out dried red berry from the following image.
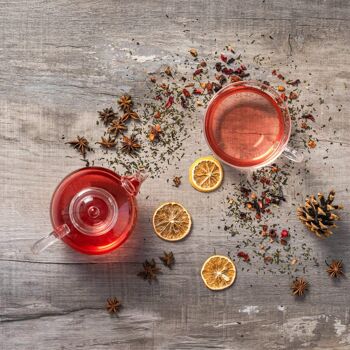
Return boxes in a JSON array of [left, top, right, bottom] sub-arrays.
[[281, 229, 289, 238]]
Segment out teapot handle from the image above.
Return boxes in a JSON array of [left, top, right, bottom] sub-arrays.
[[31, 224, 70, 255]]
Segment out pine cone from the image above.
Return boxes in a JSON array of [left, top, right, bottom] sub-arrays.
[[297, 190, 343, 239]]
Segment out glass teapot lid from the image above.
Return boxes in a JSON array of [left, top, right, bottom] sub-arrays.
[[69, 187, 119, 236]]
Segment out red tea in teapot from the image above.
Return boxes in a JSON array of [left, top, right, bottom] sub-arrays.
[[31, 167, 145, 255]]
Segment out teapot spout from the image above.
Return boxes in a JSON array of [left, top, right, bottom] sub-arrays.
[[121, 170, 147, 196]]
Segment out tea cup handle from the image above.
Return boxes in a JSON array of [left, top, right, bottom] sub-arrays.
[[282, 145, 304, 163], [31, 224, 70, 255]]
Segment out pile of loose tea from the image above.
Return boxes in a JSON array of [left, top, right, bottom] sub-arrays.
[[65, 44, 334, 276]]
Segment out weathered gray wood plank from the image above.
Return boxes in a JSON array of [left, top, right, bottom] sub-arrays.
[[1, 0, 350, 349]]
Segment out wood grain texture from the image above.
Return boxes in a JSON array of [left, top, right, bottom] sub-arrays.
[[1, 0, 350, 349]]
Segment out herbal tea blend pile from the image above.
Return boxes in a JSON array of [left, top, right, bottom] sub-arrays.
[[65, 44, 341, 284]]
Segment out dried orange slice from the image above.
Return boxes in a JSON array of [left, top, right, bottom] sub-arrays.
[[189, 156, 223, 192], [152, 202, 192, 241], [201, 255, 236, 290]]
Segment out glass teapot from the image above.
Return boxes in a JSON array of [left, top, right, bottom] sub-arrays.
[[32, 167, 146, 255]]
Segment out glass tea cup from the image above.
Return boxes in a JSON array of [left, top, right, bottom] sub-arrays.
[[32, 167, 146, 255], [204, 80, 303, 169]]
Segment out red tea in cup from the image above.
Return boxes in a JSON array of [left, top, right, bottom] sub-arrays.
[[204, 81, 302, 169]]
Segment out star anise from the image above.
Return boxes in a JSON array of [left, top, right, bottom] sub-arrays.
[[66, 136, 91, 158], [326, 260, 344, 278], [291, 277, 308, 296], [96, 136, 117, 149], [159, 251, 175, 269], [106, 297, 122, 314], [98, 107, 117, 125], [117, 95, 132, 111], [108, 118, 127, 136], [148, 124, 162, 142], [121, 135, 141, 155], [173, 176, 182, 188], [121, 109, 140, 122], [137, 259, 161, 283]]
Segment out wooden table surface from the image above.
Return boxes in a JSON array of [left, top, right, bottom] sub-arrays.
[[1, 1, 350, 349]]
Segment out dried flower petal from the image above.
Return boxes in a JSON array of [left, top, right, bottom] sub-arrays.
[[237, 251, 250, 262], [165, 96, 174, 109], [149, 124, 162, 142], [307, 139, 317, 149]]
